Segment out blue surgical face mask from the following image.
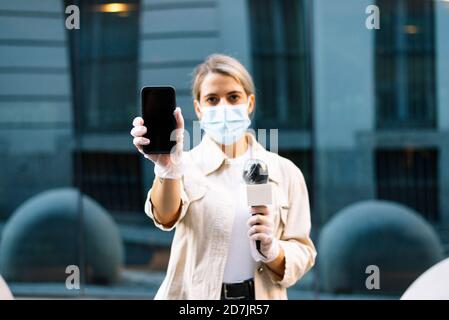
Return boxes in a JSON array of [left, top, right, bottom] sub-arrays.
[[199, 103, 251, 145]]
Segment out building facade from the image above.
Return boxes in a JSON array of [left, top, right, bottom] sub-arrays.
[[0, 0, 448, 233]]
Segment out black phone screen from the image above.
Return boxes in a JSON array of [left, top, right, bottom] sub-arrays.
[[141, 86, 177, 154]]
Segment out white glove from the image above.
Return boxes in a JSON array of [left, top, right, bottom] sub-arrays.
[[131, 107, 185, 179], [247, 206, 281, 263]]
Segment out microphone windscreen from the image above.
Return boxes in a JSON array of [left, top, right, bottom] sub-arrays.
[[243, 159, 268, 184]]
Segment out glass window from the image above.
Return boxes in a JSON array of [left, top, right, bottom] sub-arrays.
[[375, 148, 439, 221], [249, 0, 312, 129], [73, 151, 144, 213], [375, 0, 436, 129], [278, 150, 313, 203], [71, 0, 140, 132]]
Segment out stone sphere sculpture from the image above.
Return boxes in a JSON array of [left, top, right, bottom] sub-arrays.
[[0, 275, 13, 299], [318, 200, 444, 295], [0, 188, 124, 284], [401, 257, 449, 299]]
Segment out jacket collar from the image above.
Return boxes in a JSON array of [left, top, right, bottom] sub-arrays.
[[190, 133, 282, 184]]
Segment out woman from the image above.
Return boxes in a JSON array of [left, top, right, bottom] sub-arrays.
[[130, 54, 316, 300]]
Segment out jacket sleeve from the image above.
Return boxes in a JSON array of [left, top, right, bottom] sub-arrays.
[[266, 160, 317, 288], [144, 178, 190, 232]]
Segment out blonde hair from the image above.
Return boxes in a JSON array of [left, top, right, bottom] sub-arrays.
[[191, 54, 255, 101]]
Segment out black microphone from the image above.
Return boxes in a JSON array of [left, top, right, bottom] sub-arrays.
[[243, 159, 272, 258]]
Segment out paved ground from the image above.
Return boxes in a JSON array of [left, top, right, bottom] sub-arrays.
[[8, 269, 398, 300], [0, 221, 399, 300]]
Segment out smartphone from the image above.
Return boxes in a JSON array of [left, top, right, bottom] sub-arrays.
[[141, 86, 177, 154]]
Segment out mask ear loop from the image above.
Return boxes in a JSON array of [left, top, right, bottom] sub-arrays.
[[247, 99, 254, 160], [249, 130, 254, 160]]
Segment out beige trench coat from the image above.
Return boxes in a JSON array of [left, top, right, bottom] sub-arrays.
[[145, 133, 316, 299]]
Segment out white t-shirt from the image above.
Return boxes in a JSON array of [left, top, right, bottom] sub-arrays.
[[222, 148, 257, 283]]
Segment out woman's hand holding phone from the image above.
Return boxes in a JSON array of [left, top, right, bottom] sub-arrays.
[[131, 107, 185, 180]]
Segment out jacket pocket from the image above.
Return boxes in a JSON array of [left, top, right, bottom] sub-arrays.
[[272, 204, 289, 241], [273, 184, 290, 237], [279, 204, 289, 227]]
